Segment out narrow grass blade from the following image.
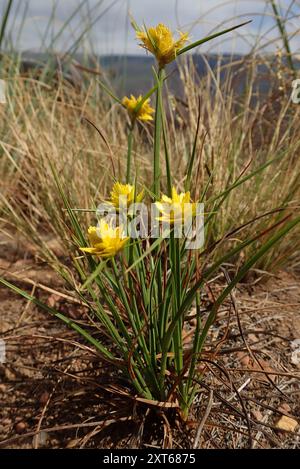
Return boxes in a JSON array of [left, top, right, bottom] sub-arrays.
[[194, 214, 300, 356], [270, 0, 295, 73], [164, 214, 300, 357], [0, 0, 13, 49], [125, 237, 164, 273], [0, 277, 115, 361], [178, 21, 252, 56], [80, 259, 108, 291]]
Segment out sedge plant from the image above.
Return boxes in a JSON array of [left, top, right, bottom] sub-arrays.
[[1, 18, 300, 421]]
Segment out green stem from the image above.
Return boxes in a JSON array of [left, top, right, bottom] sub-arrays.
[[270, 0, 295, 74], [126, 123, 134, 183], [0, 0, 13, 49], [111, 258, 153, 399], [159, 231, 184, 396], [184, 290, 202, 416], [153, 68, 164, 197], [172, 234, 183, 377], [162, 110, 172, 196]]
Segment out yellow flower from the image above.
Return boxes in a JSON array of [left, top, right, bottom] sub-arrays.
[[122, 95, 154, 122], [136, 23, 189, 67], [109, 182, 144, 209], [155, 187, 197, 224], [80, 220, 129, 258]]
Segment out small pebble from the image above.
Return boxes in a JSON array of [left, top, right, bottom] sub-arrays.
[[33, 431, 49, 447], [251, 409, 263, 421], [276, 416, 298, 432], [15, 421, 27, 434], [278, 403, 291, 413], [39, 391, 50, 405]]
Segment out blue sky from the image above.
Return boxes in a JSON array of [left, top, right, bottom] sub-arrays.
[[2, 0, 299, 55]]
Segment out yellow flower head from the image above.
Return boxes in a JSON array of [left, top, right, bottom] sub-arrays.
[[109, 182, 144, 209], [122, 95, 154, 122], [136, 23, 189, 67], [80, 220, 129, 258], [155, 187, 197, 224]]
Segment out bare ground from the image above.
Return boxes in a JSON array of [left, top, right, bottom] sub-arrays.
[[0, 238, 300, 449]]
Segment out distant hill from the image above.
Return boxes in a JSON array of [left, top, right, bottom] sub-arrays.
[[17, 51, 300, 98]]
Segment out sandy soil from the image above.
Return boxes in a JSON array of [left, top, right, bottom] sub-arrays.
[[0, 239, 300, 449]]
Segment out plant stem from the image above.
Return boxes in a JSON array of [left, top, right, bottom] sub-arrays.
[[126, 123, 134, 183], [162, 109, 172, 196], [0, 0, 13, 50], [184, 290, 202, 417], [270, 0, 295, 74], [172, 233, 183, 377], [153, 68, 164, 197]]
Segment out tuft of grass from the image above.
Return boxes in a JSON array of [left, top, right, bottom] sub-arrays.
[[0, 7, 300, 420], [1, 49, 300, 270]]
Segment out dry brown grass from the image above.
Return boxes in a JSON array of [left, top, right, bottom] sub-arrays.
[[0, 55, 299, 272]]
